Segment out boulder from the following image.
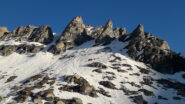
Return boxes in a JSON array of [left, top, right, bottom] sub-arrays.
[[99, 81, 116, 89], [33, 98, 43, 104]]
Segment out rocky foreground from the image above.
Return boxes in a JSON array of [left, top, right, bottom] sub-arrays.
[[0, 16, 185, 104]]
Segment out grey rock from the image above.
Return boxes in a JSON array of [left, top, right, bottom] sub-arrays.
[[0, 25, 53, 44], [0, 44, 44, 56], [97, 87, 111, 97], [0, 45, 17, 56], [87, 62, 107, 69], [95, 20, 115, 45], [113, 27, 126, 38], [132, 95, 148, 104], [121, 86, 138, 95], [124, 24, 185, 74], [56, 100, 65, 104], [0, 26, 9, 37], [29, 25, 53, 44], [72, 97, 83, 104], [12, 25, 37, 41], [52, 16, 93, 54], [139, 89, 155, 96], [99, 81, 116, 89], [61, 75, 98, 97], [33, 98, 43, 104]]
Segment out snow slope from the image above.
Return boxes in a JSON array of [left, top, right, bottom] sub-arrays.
[[0, 40, 185, 104]]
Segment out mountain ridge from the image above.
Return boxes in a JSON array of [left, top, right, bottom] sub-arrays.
[[0, 16, 184, 74], [0, 16, 185, 104]]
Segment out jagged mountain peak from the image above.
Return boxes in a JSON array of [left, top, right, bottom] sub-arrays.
[[0, 17, 185, 104], [71, 16, 83, 23], [0, 26, 9, 37], [0, 17, 184, 74], [131, 24, 144, 38], [105, 19, 113, 29], [0, 26, 9, 32]]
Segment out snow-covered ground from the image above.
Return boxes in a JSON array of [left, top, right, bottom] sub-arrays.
[[0, 40, 185, 104]]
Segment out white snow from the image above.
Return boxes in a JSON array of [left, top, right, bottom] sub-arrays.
[[0, 39, 43, 46], [0, 40, 185, 104]]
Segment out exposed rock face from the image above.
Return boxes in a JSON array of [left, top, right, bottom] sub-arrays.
[[0, 26, 9, 37], [60, 75, 98, 97], [51, 17, 126, 54], [11, 25, 37, 41], [52, 16, 93, 54], [96, 20, 126, 45], [28, 25, 53, 44], [0, 25, 53, 43], [99, 81, 116, 89], [0, 44, 44, 56], [122, 24, 185, 74], [0, 25, 53, 56], [0, 16, 185, 74], [95, 20, 115, 45]]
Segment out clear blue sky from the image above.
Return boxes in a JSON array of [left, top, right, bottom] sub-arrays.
[[0, 0, 185, 52]]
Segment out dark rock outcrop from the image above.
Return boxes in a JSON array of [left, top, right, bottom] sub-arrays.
[[0, 44, 44, 56], [28, 25, 53, 44], [60, 75, 98, 97], [131, 95, 148, 104], [99, 81, 116, 89], [0, 25, 53, 44], [0, 25, 53, 56], [123, 24, 185, 74], [157, 78, 185, 97], [87, 62, 107, 69]]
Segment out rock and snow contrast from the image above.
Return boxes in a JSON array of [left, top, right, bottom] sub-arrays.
[[0, 16, 185, 104]]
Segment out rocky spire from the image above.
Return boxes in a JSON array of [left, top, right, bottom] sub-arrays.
[[53, 16, 92, 54], [0, 26, 9, 37], [105, 19, 113, 29], [59, 16, 85, 39], [71, 16, 83, 24], [95, 19, 115, 45], [131, 24, 145, 38]]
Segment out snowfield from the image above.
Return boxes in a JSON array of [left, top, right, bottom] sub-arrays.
[[0, 40, 185, 104]]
